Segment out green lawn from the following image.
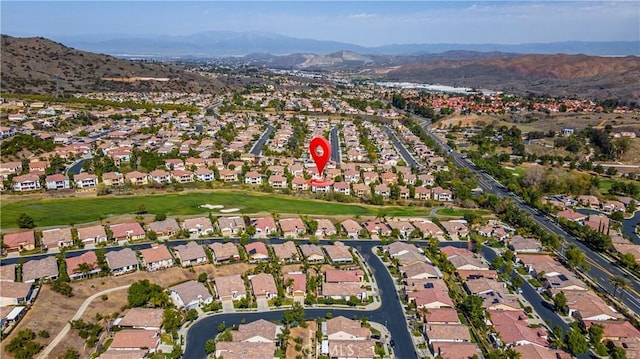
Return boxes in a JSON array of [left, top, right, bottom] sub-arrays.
[[504, 166, 525, 177], [0, 191, 431, 229], [436, 208, 490, 217], [598, 179, 614, 193]]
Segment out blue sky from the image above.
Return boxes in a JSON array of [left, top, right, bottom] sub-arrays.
[[2, 1, 639, 46]]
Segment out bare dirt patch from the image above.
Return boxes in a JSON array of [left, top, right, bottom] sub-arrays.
[[285, 321, 317, 359], [1, 264, 255, 358]]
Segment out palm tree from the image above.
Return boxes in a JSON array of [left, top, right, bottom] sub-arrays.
[[77, 263, 93, 279], [609, 276, 631, 298]]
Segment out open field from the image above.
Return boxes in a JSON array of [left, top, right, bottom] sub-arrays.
[[436, 112, 640, 133], [436, 208, 491, 217], [0, 190, 432, 229]]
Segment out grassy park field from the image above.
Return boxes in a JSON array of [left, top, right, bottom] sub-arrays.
[[0, 190, 432, 229]]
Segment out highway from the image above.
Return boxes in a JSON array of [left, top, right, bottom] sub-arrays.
[[329, 126, 341, 164], [249, 124, 274, 156], [417, 117, 640, 318], [382, 125, 418, 168]]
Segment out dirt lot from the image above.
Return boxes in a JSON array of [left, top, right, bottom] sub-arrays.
[[285, 320, 317, 359], [1, 263, 255, 359], [435, 112, 640, 134]]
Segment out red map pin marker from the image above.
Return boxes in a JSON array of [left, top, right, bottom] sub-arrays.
[[309, 137, 331, 177]]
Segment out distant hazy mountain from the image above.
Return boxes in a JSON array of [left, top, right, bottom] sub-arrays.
[[44, 31, 640, 57]]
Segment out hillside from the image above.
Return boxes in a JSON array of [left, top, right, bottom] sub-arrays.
[[0, 35, 230, 94], [384, 54, 640, 102]]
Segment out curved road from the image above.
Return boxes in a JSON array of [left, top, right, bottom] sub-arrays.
[[183, 242, 415, 359], [38, 284, 131, 358]]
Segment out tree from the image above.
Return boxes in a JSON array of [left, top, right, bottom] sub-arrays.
[[127, 279, 165, 307], [588, 323, 607, 354], [565, 327, 589, 355], [460, 295, 485, 329], [610, 345, 627, 359], [205, 339, 216, 354], [620, 252, 636, 268], [609, 276, 631, 298], [162, 308, 182, 333], [198, 272, 208, 282], [282, 302, 305, 326], [17, 213, 36, 229], [511, 275, 523, 290], [185, 308, 198, 322], [553, 292, 567, 315], [550, 326, 564, 349], [565, 245, 586, 268], [59, 348, 81, 359]]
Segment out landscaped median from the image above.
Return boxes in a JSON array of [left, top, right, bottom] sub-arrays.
[[0, 190, 432, 228]]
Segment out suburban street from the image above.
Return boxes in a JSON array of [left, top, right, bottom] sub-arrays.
[[418, 116, 640, 318], [382, 125, 418, 168], [481, 246, 591, 359], [1, 238, 471, 359], [248, 124, 275, 156], [329, 126, 341, 164]]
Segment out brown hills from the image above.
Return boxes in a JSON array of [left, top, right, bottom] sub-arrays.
[[1, 35, 230, 95], [385, 54, 640, 102]]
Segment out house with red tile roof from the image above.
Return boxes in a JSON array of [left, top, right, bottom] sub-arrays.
[[361, 221, 391, 238], [340, 219, 363, 239], [432, 342, 480, 359], [140, 244, 174, 271], [2, 231, 36, 253], [12, 174, 41, 192], [324, 269, 364, 284], [489, 310, 548, 348], [173, 242, 207, 267], [74, 172, 98, 189], [117, 308, 164, 331], [110, 222, 145, 241], [182, 217, 214, 236], [215, 342, 276, 359], [233, 319, 283, 343], [45, 173, 70, 190], [421, 308, 460, 324], [279, 218, 306, 238], [214, 274, 246, 301], [245, 242, 270, 262], [41, 227, 74, 249], [556, 209, 587, 223], [109, 329, 159, 353], [251, 216, 278, 238], [323, 242, 353, 264], [249, 273, 278, 300], [425, 324, 471, 345], [271, 241, 299, 263], [65, 251, 100, 280], [315, 219, 337, 237], [77, 225, 108, 245], [283, 272, 306, 298], [407, 288, 454, 309]]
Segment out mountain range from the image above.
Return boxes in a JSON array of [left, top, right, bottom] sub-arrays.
[[0, 35, 232, 95], [2, 34, 639, 103], [43, 31, 640, 57]]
